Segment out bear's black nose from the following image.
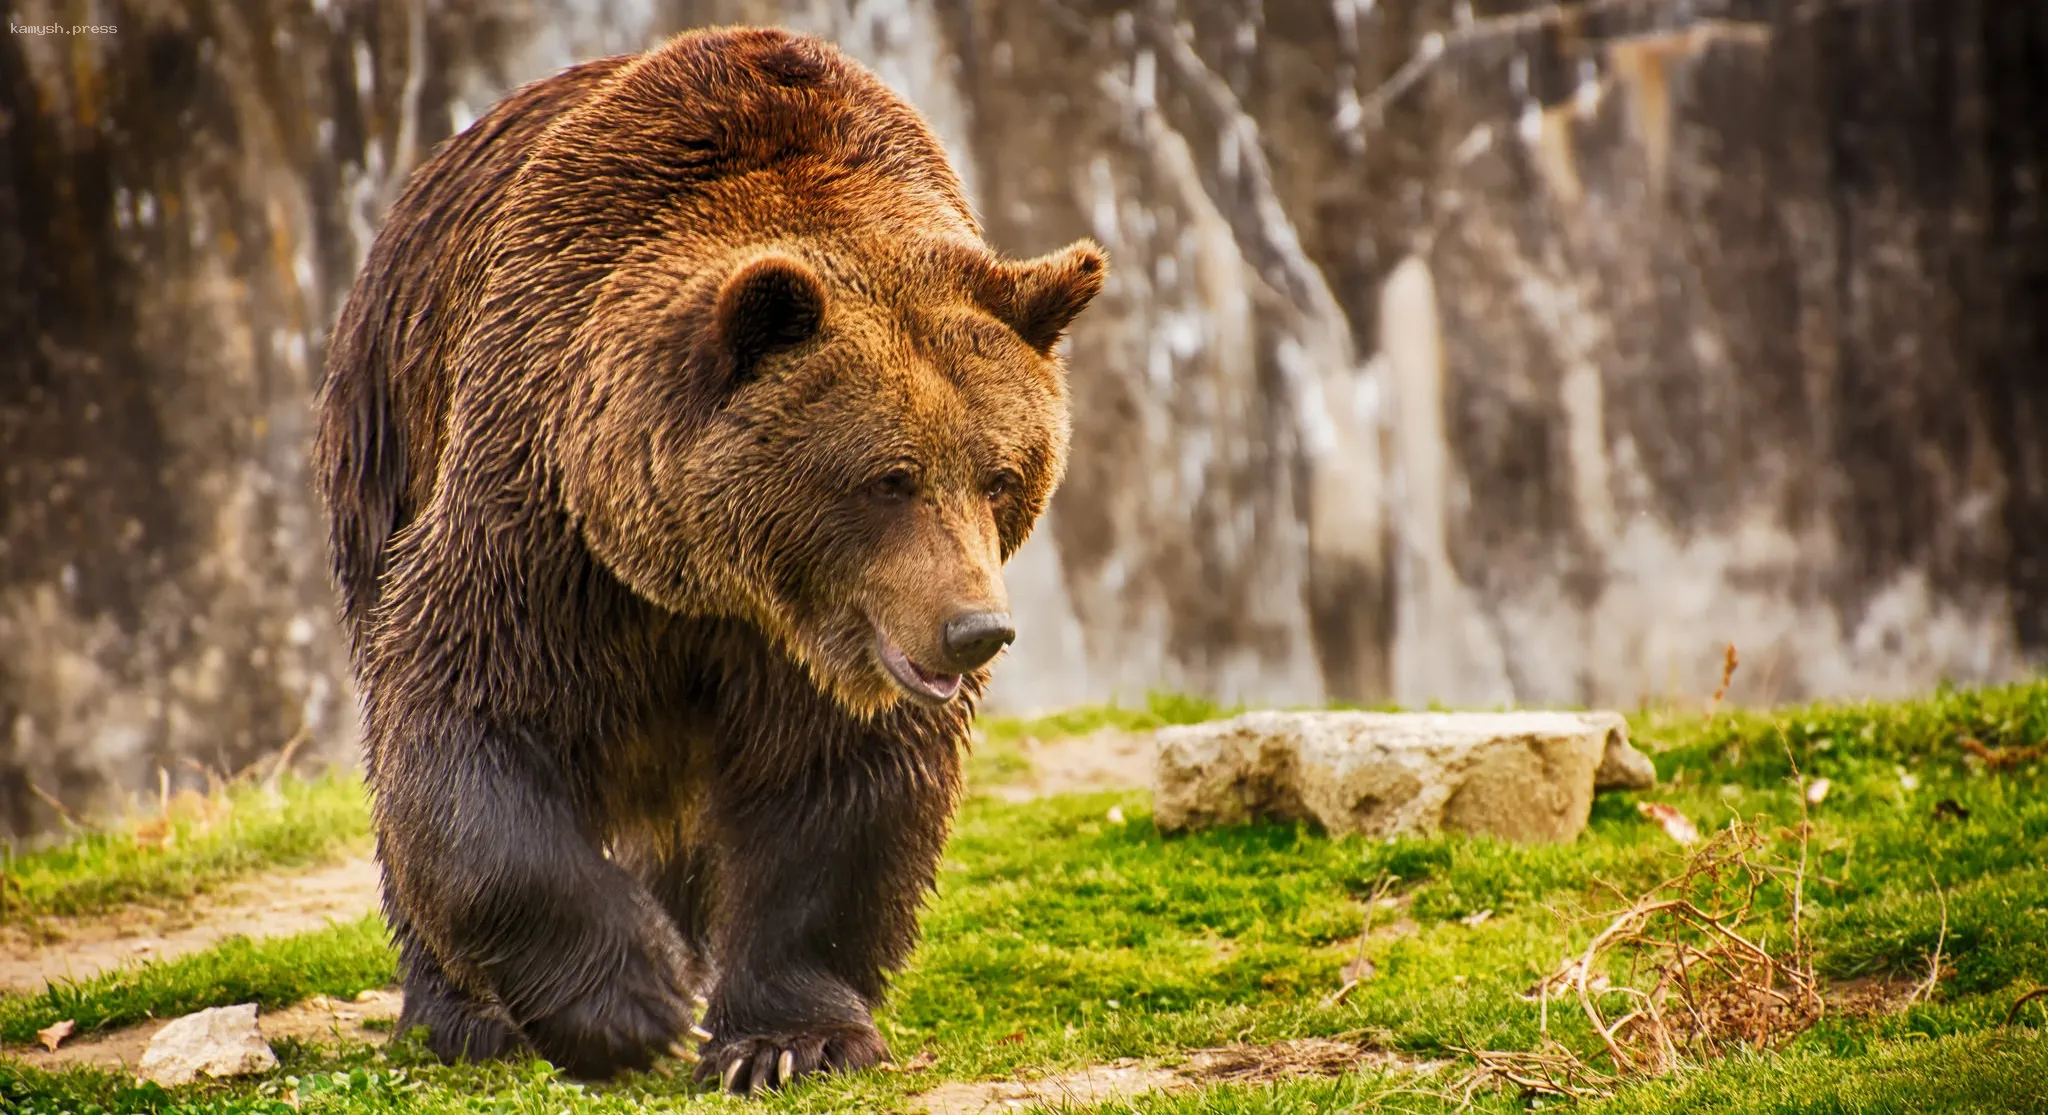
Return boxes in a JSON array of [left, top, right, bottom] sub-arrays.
[[940, 610, 1016, 672]]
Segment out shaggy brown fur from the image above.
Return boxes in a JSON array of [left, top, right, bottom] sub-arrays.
[[313, 26, 1104, 1090]]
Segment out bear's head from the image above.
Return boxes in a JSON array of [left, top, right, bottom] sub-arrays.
[[564, 234, 1106, 716]]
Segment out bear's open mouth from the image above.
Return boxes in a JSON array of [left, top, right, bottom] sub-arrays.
[[875, 633, 962, 703]]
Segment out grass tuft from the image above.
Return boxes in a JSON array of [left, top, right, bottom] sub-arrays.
[[1, 772, 371, 926]]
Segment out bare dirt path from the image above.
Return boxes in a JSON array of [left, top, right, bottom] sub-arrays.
[[0, 855, 383, 995], [982, 730, 1155, 802], [11, 989, 402, 1073], [910, 1040, 1449, 1114]]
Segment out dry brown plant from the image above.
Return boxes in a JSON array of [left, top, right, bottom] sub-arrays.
[[1458, 815, 1823, 1102]]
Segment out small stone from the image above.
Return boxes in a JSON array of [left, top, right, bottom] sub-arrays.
[[1153, 710, 1639, 844], [1592, 729, 1658, 792], [138, 1003, 279, 1086]]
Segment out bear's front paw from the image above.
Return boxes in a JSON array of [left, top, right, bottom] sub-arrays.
[[694, 1021, 890, 1096], [519, 944, 704, 1079]]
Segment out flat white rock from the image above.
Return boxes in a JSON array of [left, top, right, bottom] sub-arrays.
[[138, 1003, 278, 1086], [1153, 710, 1651, 844]]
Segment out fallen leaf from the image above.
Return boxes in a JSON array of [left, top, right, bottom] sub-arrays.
[[37, 1019, 74, 1052], [1637, 801, 1699, 845], [1805, 777, 1831, 805], [1340, 955, 1377, 983], [996, 1031, 1027, 1046], [904, 1049, 938, 1072], [1459, 909, 1493, 928]]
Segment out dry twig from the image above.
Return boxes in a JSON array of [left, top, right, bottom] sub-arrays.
[[1961, 737, 2045, 770], [1907, 872, 1950, 1005], [1451, 1041, 1619, 1103], [1323, 872, 1398, 1007], [1706, 643, 1740, 723], [27, 783, 90, 833], [2005, 987, 2048, 1028], [1780, 732, 1813, 972]]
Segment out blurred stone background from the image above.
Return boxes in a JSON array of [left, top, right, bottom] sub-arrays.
[[2, 0, 2043, 839]]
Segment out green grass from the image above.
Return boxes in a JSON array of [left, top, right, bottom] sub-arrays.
[[0, 772, 372, 925], [3, 680, 2047, 1113]]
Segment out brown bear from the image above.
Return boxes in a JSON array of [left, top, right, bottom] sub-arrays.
[[311, 25, 1104, 1092]]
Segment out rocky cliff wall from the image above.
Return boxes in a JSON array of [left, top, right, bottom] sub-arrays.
[[2, 0, 2042, 837]]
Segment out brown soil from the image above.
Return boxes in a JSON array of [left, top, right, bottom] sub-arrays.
[[910, 1038, 1447, 1115], [913, 1059, 1187, 1115], [1181, 1037, 1449, 1083], [985, 730, 1156, 803], [0, 856, 383, 995], [7, 989, 403, 1073], [1824, 975, 1921, 1019]]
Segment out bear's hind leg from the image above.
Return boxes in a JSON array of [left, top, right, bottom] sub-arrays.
[[393, 927, 527, 1063]]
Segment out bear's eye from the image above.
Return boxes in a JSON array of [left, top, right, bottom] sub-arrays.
[[984, 470, 1020, 502], [871, 468, 919, 503]]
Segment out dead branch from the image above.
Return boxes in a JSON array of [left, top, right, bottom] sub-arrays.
[[27, 782, 91, 833], [1323, 871, 1398, 1007], [2005, 987, 2048, 1028], [1908, 873, 1950, 1005], [1961, 737, 2045, 770], [1523, 820, 1823, 1087], [1779, 731, 1813, 974], [1451, 1041, 1619, 1103]]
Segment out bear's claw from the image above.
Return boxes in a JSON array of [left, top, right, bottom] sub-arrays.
[[696, 1023, 889, 1096]]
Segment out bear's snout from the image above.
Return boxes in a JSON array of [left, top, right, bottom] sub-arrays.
[[939, 609, 1015, 673]]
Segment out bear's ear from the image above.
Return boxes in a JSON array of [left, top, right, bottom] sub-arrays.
[[712, 252, 826, 384], [979, 240, 1108, 356]]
